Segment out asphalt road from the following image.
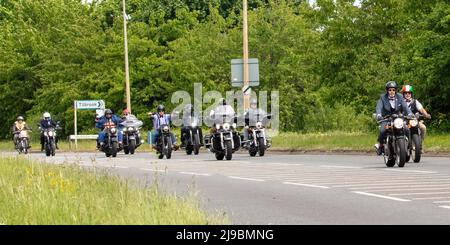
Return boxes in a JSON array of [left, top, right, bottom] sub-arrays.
[[3, 149, 450, 224]]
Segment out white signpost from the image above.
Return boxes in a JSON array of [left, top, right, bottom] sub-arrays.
[[73, 100, 105, 149]]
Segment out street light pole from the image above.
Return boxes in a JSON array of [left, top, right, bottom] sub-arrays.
[[243, 0, 249, 110], [122, 0, 131, 113]]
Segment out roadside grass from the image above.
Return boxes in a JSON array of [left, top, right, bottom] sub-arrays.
[[0, 156, 228, 225], [270, 132, 450, 152]]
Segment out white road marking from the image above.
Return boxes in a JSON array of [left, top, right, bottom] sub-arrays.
[[439, 206, 450, 210], [140, 168, 165, 172], [364, 187, 450, 192], [112, 166, 129, 169], [433, 201, 450, 204], [391, 191, 450, 196], [332, 179, 450, 187], [320, 165, 362, 169], [353, 191, 411, 202], [179, 171, 211, 176], [413, 197, 450, 200], [228, 176, 265, 182], [349, 183, 450, 190], [383, 169, 436, 174], [283, 182, 329, 189]]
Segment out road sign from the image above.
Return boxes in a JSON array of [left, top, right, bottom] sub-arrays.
[[75, 100, 105, 110], [231, 58, 259, 87]]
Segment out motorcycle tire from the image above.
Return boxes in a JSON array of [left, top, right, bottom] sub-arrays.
[[112, 142, 118, 157], [396, 138, 407, 168], [194, 135, 200, 155], [225, 141, 232, 160], [412, 134, 421, 163], [215, 152, 225, 160], [258, 137, 265, 157], [129, 139, 136, 154]]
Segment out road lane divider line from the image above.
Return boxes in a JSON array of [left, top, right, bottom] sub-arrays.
[[391, 191, 450, 196], [228, 176, 265, 182], [433, 200, 450, 203], [320, 165, 362, 169], [357, 187, 450, 192], [283, 182, 329, 189], [179, 172, 211, 176], [349, 184, 450, 190], [439, 206, 450, 210], [412, 197, 450, 200], [383, 169, 436, 174], [112, 166, 129, 169], [140, 168, 166, 172], [353, 191, 411, 202]]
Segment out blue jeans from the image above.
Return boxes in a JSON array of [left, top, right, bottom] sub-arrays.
[[152, 130, 176, 145], [99, 130, 123, 143]]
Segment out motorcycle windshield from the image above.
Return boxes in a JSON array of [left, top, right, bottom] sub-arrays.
[[247, 112, 269, 126], [120, 115, 143, 128], [214, 112, 235, 124]]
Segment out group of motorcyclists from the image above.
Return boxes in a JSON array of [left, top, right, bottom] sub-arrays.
[[10, 81, 431, 164], [374, 81, 431, 167]]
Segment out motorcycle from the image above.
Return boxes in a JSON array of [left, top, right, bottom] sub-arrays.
[[155, 124, 174, 159], [99, 125, 120, 157], [205, 114, 241, 161], [120, 115, 143, 155], [406, 113, 427, 163], [376, 114, 410, 167], [40, 123, 59, 157], [181, 117, 201, 155], [243, 114, 272, 157], [15, 129, 31, 154]]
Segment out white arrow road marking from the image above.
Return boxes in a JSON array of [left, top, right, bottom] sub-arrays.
[[283, 182, 329, 189], [353, 191, 411, 202]]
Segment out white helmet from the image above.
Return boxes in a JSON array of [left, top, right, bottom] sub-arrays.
[[43, 112, 51, 119]]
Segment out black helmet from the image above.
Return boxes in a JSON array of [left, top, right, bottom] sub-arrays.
[[385, 81, 398, 90], [219, 98, 227, 105], [157, 104, 165, 112]]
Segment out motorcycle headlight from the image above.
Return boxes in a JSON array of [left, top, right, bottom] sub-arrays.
[[44, 131, 48, 137], [163, 125, 169, 132], [123, 127, 127, 132], [256, 121, 263, 129], [232, 123, 237, 129], [409, 119, 418, 127], [110, 128, 117, 134], [128, 127, 134, 131], [216, 124, 221, 130], [223, 123, 230, 130], [48, 131, 54, 137], [394, 118, 404, 129]]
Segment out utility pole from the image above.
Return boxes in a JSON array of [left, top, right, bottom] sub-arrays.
[[243, 0, 249, 110], [123, 0, 131, 113]]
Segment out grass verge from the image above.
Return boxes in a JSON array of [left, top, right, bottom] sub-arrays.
[[0, 156, 228, 225]]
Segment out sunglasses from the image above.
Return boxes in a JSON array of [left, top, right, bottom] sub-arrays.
[[388, 89, 396, 92]]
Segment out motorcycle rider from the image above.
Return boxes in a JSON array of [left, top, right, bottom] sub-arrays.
[[180, 104, 203, 148], [242, 98, 270, 147], [95, 109, 123, 148], [401, 85, 431, 141], [374, 81, 413, 155], [39, 112, 59, 151], [208, 98, 236, 131], [121, 108, 130, 120], [11, 116, 31, 149], [149, 104, 178, 150]]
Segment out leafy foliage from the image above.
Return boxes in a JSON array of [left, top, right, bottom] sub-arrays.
[[1, 0, 449, 138]]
